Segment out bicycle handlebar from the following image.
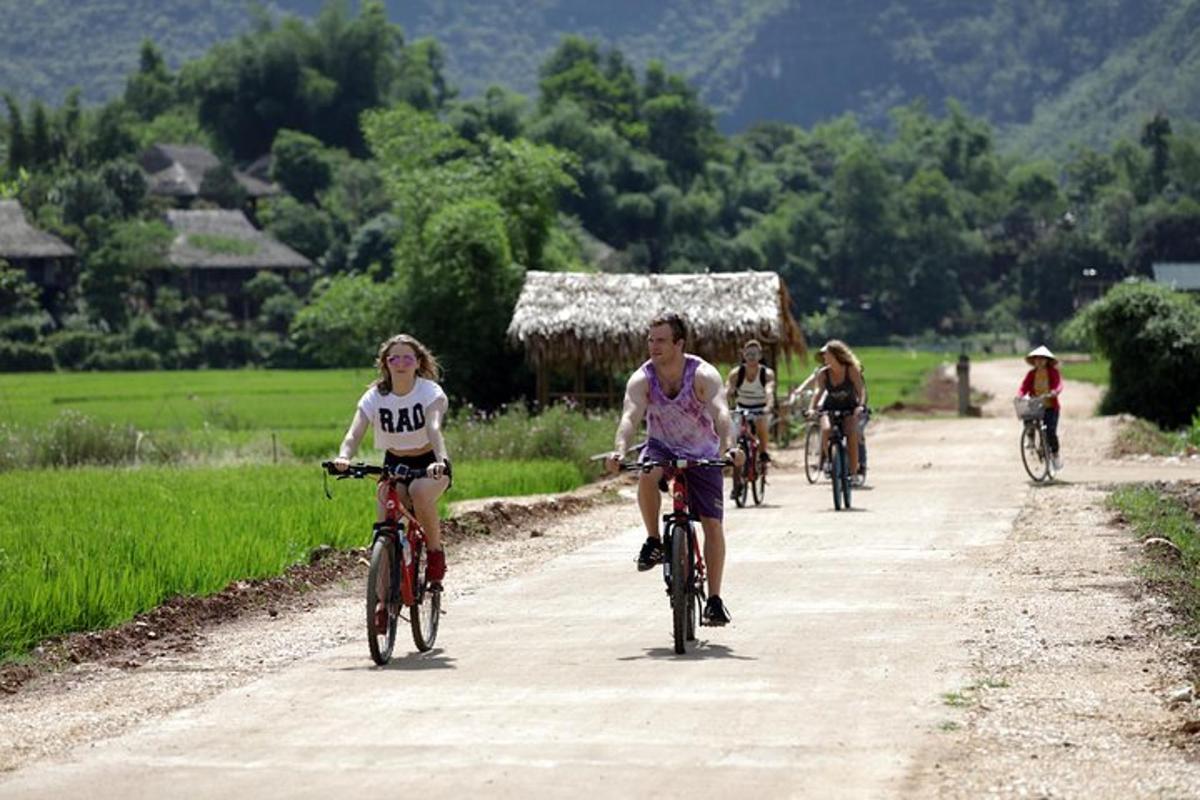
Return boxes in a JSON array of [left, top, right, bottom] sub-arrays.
[[320, 461, 430, 481]]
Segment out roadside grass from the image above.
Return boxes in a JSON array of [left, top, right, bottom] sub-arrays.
[[0, 459, 583, 660], [1062, 356, 1109, 387], [1111, 418, 1190, 458], [1109, 485, 1200, 629]]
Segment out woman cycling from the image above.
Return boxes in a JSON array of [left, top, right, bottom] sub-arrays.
[[1017, 345, 1063, 472], [333, 334, 452, 602], [807, 339, 867, 481]]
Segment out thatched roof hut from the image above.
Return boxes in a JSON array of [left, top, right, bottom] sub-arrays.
[[0, 200, 75, 290], [165, 209, 311, 271], [0, 200, 75, 260], [508, 270, 805, 405], [140, 144, 278, 201], [161, 210, 312, 318]]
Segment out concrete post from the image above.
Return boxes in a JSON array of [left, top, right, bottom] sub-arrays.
[[956, 353, 971, 417]]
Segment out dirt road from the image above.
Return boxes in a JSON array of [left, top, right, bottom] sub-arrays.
[[1, 359, 1197, 798]]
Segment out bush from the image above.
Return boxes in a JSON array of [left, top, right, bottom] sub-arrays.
[[1082, 281, 1200, 428], [47, 330, 112, 369], [80, 348, 163, 371], [0, 341, 55, 371]]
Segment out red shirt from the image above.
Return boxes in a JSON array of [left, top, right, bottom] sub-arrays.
[[1018, 366, 1062, 410]]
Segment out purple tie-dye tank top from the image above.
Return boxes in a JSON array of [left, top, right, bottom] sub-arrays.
[[643, 355, 720, 460]]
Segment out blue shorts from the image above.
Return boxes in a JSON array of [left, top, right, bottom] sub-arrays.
[[640, 439, 724, 522]]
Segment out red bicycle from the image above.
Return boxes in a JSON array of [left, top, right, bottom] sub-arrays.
[[619, 456, 731, 654], [323, 461, 440, 664], [730, 409, 768, 507]]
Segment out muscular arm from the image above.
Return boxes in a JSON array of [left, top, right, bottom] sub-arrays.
[[695, 362, 736, 454], [613, 370, 649, 456], [336, 408, 370, 460]]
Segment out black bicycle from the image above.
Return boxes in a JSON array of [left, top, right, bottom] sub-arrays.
[[1014, 396, 1056, 483], [824, 410, 855, 511], [322, 461, 441, 664], [619, 457, 732, 654], [731, 409, 768, 507]]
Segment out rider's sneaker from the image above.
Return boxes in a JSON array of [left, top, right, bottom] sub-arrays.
[[426, 548, 446, 584], [636, 537, 664, 571], [759, 451, 771, 462], [1051, 454, 1063, 472], [703, 596, 731, 626]]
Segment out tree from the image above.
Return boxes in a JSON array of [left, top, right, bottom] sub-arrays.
[[199, 164, 248, 209], [1140, 112, 1172, 196], [270, 129, 334, 203], [290, 273, 404, 367], [125, 40, 176, 121], [405, 198, 523, 406], [79, 220, 172, 327]]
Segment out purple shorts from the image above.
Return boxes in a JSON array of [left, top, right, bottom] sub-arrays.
[[640, 439, 724, 522]]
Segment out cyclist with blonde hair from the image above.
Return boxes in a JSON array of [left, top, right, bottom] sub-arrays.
[[334, 334, 452, 609], [807, 339, 867, 480]]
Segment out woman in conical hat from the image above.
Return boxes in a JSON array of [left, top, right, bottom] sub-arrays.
[[1017, 345, 1063, 471]]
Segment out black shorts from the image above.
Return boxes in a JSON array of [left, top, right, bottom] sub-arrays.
[[383, 450, 452, 488]]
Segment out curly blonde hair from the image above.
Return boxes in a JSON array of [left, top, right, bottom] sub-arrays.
[[819, 339, 862, 373], [371, 334, 442, 394]]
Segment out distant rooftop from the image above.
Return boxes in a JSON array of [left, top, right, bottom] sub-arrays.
[[165, 210, 312, 271], [0, 200, 75, 259], [1152, 262, 1200, 291], [140, 144, 278, 200]]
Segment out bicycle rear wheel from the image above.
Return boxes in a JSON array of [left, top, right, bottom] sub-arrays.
[[751, 456, 767, 505], [1020, 424, 1048, 482], [733, 440, 750, 508], [804, 424, 821, 484], [409, 540, 440, 652], [831, 443, 844, 510], [366, 536, 398, 665], [669, 525, 690, 654]]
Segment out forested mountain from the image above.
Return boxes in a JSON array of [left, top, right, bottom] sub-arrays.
[[2, 0, 1198, 155]]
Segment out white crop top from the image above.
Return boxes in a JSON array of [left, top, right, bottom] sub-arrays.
[[356, 379, 447, 451]]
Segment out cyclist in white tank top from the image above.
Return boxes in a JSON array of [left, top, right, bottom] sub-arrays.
[[724, 339, 776, 461]]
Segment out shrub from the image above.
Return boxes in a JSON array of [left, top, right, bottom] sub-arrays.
[[80, 348, 163, 371], [0, 341, 54, 371], [1083, 282, 1200, 428], [47, 330, 111, 369]]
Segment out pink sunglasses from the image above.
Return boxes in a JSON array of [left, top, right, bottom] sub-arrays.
[[386, 354, 418, 366]]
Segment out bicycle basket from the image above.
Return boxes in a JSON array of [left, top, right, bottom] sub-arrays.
[[1013, 396, 1045, 420]]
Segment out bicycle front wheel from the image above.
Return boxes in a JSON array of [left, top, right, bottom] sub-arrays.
[[1020, 424, 1047, 482], [409, 541, 440, 652], [366, 536, 398, 665], [804, 424, 821, 484], [831, 443, 844, 510], [733, 441, 750, 508], [669, 525, 690, 655]]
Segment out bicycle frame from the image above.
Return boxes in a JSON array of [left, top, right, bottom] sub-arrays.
[[375, 478, 427, 607], [661, 467, 706, 594]]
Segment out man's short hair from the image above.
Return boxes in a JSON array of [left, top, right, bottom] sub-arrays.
[[649, 312, 688, 343]]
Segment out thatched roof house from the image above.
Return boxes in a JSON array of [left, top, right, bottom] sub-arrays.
[[0, 199, 75, 290], [140, 144, 278, 202], [508, 270, 805, 405], [161, 209, 312, 316]]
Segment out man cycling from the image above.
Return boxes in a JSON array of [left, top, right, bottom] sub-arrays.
[[724, 339, 777, 465], [605, 313, 744, 626]]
